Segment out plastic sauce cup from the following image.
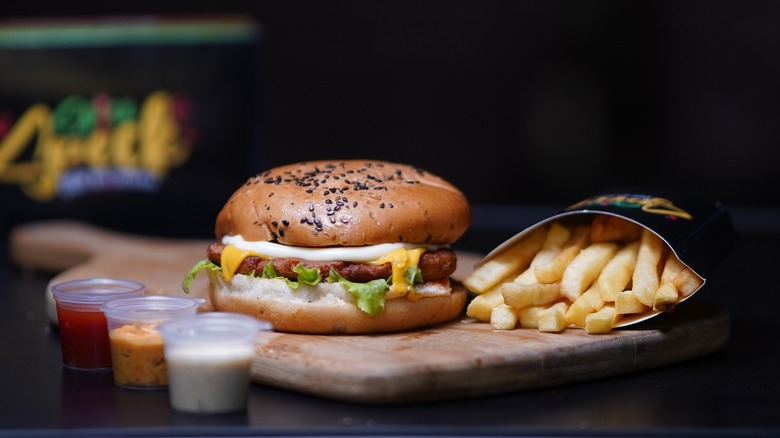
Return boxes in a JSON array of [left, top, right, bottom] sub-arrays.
[[51, 278, 145, 370], [101, 295, 205, 389], [159, 312, 272, 415]]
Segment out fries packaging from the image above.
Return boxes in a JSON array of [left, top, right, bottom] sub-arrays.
[[470, 191, 737, 329]]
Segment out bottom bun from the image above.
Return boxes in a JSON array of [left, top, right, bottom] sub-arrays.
[[206, 270, 467, 334]]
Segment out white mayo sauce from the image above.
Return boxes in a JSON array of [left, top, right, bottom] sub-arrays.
[[165, 344, 254, 414], [222, 234, 442, 261]]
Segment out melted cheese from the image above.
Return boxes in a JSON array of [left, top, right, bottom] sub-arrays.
[[370, 247, 425, 296]]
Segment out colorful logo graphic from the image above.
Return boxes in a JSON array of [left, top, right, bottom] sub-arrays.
[[567, 194, 693, 220], [0, 91, 196, 201]]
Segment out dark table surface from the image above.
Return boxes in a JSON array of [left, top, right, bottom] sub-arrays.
[[1, 206, 779, 438]]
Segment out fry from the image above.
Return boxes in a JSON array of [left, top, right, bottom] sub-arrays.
[[537, 302, 569, 333], [652, 254, 685, 312], [596, 241, 639, 301], [632, 229, 666, 306], [615, 290, 647, 314], [660, 253, 685, 285], [513, 222, 571, 285], [560, 242, 618, 301], [534, 226, 590, 284], [673, 268, 704, 297], [564, 284, 605, 327], [464, 226, 547, 294], [589, 214, 642, 243], [490, 304, 517, 330], [466, 287, 505, 322], [518, 306, 545, 328], [585, 305, 617, 334], [653, 283, 679, 312], [501, 282, 561, 309]]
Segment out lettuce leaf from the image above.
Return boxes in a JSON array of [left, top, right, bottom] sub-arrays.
[[327, 268, 389, 316], [182, 259, 220, 293], [182, 259, 393, 317], [294, 263, 322, 286], [403, 264, 423, 286]]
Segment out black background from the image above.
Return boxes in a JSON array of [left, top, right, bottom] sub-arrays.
[[2, 0, 778, 240]]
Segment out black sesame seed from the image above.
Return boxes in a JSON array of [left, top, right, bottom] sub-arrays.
[[282, 220, 289, 226], [380, 203, 385, 208], [279, 229, 285, 237]]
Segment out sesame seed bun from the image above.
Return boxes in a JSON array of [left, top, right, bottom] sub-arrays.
[[214, 159, 471, 247]]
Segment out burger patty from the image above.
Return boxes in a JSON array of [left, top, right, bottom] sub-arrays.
[[207, 243, 457, 283]]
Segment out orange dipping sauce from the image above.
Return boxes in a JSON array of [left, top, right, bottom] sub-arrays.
[[108, 324, 167, 388]]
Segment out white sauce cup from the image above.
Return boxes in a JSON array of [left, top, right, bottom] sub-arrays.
[[159, 312, 272, 414]]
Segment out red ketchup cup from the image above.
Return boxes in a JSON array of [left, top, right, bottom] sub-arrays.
[[51, 278, 145, 370]]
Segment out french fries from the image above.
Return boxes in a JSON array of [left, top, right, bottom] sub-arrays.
[[632, 229, 666, 307], [464, 215, 704, 334], [534, 226, 589, 284], [464, 226, 547, 294], [501, 282, 560, 308], [538, 302, 569, 332], [560, 242, 617, 301]]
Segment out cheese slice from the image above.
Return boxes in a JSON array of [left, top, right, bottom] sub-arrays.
[[220, 244, 262, 281]]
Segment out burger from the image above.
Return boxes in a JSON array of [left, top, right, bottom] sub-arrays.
[[183, 159, 471, 334]]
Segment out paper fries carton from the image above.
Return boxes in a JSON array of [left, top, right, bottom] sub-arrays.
[[471, 190, 737, 328]]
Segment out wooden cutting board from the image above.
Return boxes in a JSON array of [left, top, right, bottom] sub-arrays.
[[9, 220, 730, 404]]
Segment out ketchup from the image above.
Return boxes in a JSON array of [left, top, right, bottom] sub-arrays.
[[56, 306, 112, 369], [51, 278, 146, 371]]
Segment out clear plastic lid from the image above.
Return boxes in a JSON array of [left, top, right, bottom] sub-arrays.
[[51, 278, 145, 306], [101, 295, 205, 326], [159, 312, 272, 347]]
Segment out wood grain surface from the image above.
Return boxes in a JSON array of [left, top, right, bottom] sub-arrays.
[[9, 220, 730, 404]]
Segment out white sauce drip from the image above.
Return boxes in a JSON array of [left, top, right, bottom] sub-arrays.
[[221, 235, 442, 262]]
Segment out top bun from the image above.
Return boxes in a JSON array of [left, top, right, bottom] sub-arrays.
[[215, 159, 471, 247]]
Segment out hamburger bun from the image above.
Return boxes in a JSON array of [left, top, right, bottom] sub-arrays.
[[215, 160, 470, 246], [207, 270, 468, 334]]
